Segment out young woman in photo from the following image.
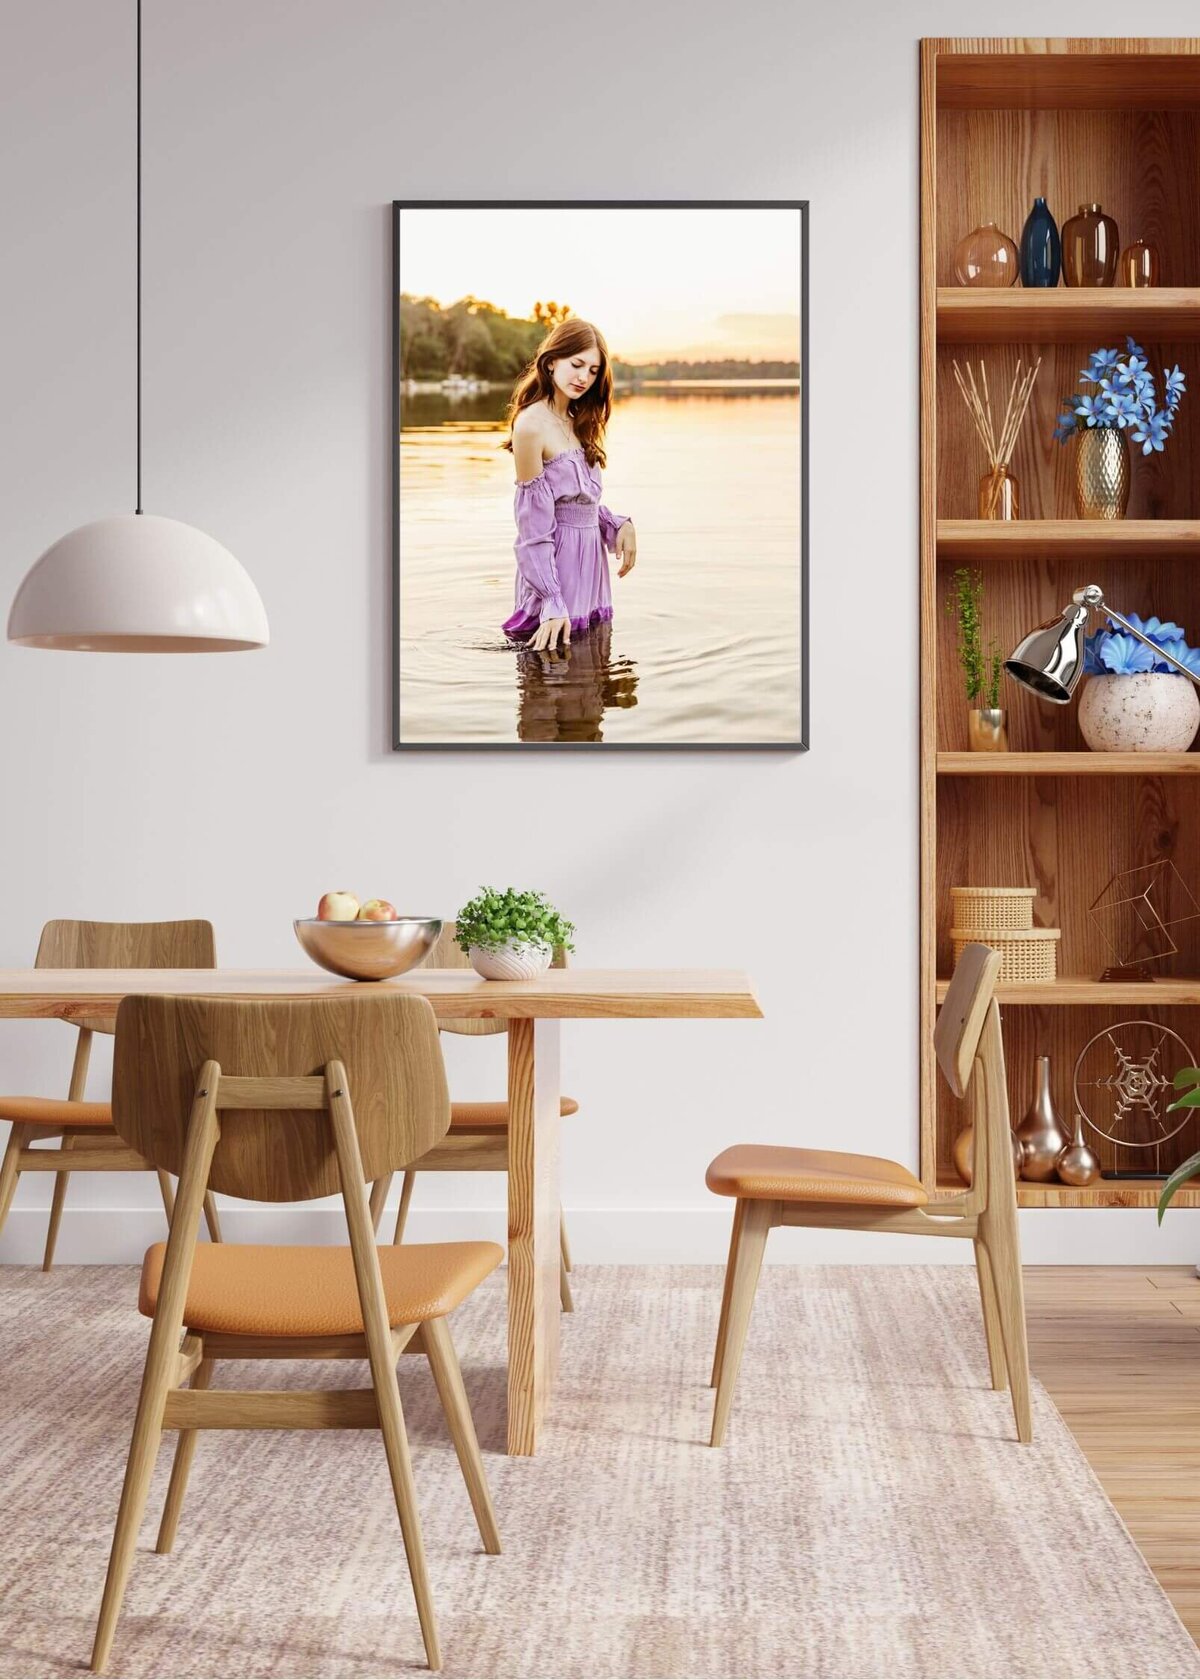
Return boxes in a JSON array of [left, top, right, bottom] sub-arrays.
[[503, 319, 637, 652]]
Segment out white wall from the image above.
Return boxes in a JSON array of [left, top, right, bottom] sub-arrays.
[[2, 0, 1199, 1266]]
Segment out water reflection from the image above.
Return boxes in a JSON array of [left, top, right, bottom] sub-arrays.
[[515, 620, 638, 742]]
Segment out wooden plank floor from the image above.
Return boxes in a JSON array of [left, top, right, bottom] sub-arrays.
[[1027, 1267, 1200, 1639]]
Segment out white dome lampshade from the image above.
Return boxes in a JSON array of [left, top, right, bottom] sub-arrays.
[[7, 513, 269, 652]]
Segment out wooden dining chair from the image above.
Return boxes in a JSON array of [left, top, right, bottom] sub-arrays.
[[706, 943, 1031, 1448], [373, 923, 578, 1311], [0, 919, 222, 1268], [90, 990, 502, 1675]]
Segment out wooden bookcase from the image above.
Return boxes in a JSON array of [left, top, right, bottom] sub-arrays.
[[920, 38, 1200, 1208]]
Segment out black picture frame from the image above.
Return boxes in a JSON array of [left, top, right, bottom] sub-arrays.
[[391, 199, 809, 751]]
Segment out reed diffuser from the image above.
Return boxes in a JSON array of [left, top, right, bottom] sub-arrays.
[[952, 358, 1041, 519]]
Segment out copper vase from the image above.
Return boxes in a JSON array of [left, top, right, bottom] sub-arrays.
[[1016, 1056, 1068, 1181], [1062, 202, 1119, 287], [968, 708, 1008, 751], [1074, 427, 1130, 520]]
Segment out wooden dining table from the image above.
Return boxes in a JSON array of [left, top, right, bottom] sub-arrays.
[[0, 965, 761, 1453]]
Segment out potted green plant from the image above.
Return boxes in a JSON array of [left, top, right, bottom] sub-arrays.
[[455, 886, 575, 981], [946, 567, 1006, 750], [1158, 1066, 1200, 1221]]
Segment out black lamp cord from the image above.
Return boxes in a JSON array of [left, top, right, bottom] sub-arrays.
[[135, 0, 142, 515]]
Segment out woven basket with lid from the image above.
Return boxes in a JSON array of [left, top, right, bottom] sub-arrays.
[[951, 926, 1059, 983], [950, 886, 1037, 932]]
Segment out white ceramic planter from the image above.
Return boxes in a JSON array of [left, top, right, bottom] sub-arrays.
[[1078, 672, 1200, 752], [468, 940, 553, 981]]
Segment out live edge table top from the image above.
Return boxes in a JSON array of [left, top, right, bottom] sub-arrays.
[[0, 967, 763, 1023]]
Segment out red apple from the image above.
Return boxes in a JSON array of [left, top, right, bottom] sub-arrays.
[[317, 890, 360, 922], [358, 898, 398, 922]]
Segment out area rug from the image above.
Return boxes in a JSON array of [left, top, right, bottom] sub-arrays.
[[1, 1264, 1196, 1680]]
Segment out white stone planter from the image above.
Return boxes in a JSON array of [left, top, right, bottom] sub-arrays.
[[468, 940, 553, 980], [1078, 672, 1200, 752]]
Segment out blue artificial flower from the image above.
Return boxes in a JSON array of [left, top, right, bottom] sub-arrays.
[[1083, 631, 1106, 675], [1103, 391, 1139, 428], [1166, 364, 1186, 407], [1126, 335, 1149, 361], [1074, 393, 1107, 428], [1097, 632, 1156, 675], [1120, 612, 1187, 645], [1170, 643, 1200, 680], [1086, 347, 1122, 381], [1130, 409, 1172, 455], [1054, 407, 1078, 442]]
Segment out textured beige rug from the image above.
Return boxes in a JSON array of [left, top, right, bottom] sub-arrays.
[[1, 1264, 1197, 1680]]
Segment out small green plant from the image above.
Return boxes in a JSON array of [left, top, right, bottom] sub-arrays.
[[454, 886, 575, 956], [946, 566, 1003, 708], [1157, 1065, 1200, 1220]]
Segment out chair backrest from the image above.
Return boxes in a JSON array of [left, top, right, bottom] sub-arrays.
[[37, 919, 216, 1038], [432, 921, 567, 1038], [934, 944, 1001, 1098], [111, 992, 450, 1201], [935, 944, 1010, 1202]]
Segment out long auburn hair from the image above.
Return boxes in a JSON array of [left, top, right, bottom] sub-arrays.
[[504, 319, 613, 469]]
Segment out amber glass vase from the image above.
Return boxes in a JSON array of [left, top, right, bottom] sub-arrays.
[[1062, 203, 1119, 286], [978, 466, 1019, 520], [1119, 238, 1160, 287], [953, 223, 1019, 286]]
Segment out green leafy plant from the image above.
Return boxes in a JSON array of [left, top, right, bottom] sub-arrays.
[[454, 886, 575, 956], [946, 566, 1003, 708], [1157, 1065, 1200, 1220]]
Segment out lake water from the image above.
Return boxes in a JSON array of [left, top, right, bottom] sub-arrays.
[[396, 388, 803, 745]]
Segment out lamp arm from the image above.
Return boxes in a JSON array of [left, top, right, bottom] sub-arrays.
[[1099, 600, 1200, 688]]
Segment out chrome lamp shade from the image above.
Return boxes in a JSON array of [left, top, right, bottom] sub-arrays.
[[1003, 600, 1091, 705]]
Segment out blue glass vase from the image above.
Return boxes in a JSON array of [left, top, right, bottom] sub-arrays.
[[1020, 197, 1061, 287]]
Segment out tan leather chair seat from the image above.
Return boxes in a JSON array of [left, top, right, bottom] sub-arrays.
[[0, 1096, 113, 1127], [706, 1144, 928, 1209], [140, 1240, 504, 1337], [450, 1096, 579, 1129]]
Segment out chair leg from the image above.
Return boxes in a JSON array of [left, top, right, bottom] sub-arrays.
[[978, 1207, 1032, 1444], [709, 1198, 774, 1448], [155, 1358, 213, 1553], [421, 1316, 501, 1555], [369, 1173, 393, 1233], [156, 1170, 176, 1224], [559, 1208, 572, 1273], [710, 1197, 746, 1387], [0, 1123, 30, 1239], [328, 1073, 439, 1671], [392, 1171, 416, 1244], [92, 1069, 220, 1675], [42, 1135, 77, 1271], [202, 1193, 222, 1244], [559, 1251, 574, 1313], [973, 1237, 1008, 1392]]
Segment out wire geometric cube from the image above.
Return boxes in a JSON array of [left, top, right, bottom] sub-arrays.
[[1088, 859, 1200, 974]]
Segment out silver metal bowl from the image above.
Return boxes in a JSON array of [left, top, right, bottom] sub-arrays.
[[293, 917, 442, 981]]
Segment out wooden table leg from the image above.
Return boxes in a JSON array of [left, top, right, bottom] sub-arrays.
[[506, 1017, 561, 1454]]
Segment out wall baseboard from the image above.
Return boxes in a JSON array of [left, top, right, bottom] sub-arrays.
[[2, 1204, 1199, 1267]]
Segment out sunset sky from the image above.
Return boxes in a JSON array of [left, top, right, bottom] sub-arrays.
[[398, 206, 803, 363]]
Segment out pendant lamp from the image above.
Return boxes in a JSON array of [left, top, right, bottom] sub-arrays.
[[7, 1, 268, 652]]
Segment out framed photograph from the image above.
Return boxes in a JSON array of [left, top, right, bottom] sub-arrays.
[[392, 200, 807, 749]]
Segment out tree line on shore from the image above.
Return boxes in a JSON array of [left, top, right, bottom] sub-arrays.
[[399, 294, 798, 383]]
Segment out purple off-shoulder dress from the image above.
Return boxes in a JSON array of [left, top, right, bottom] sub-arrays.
[[503, 448, 630, 638]]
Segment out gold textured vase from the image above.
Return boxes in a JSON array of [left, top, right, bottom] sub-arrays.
[[1074, 427, 1130, 520]]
